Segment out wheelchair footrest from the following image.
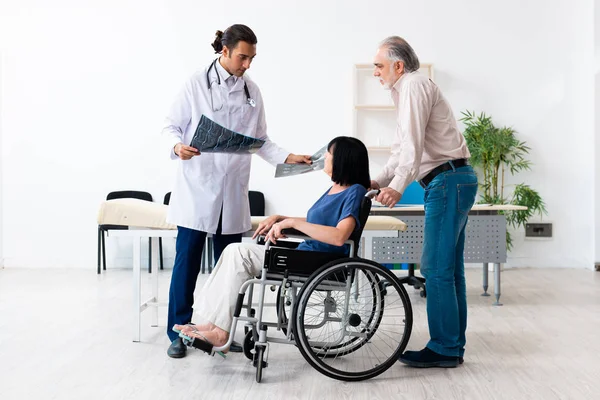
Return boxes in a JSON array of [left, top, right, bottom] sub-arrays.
[[189, 337, 213, 353], [181, 335, 212, 353], [180, 333, 226, 358], [179, 334, 214, 354]]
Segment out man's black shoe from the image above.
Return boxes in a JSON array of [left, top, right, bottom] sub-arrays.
[[398, 347, 459, 368], [229, 340, 243, 353], [167, 338, 187, 358]]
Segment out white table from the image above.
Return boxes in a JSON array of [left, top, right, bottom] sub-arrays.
[[107, 229, 176, 342], [108, 216, 407, 342]]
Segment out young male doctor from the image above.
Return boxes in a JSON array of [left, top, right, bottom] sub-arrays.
[[161, 24, 310, 358]]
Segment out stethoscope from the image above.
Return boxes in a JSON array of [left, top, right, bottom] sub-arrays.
[[206, 58, 256, 111]]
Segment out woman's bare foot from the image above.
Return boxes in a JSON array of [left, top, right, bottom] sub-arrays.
[[187, 327, 229, 350], [174, 322, 215, 334]]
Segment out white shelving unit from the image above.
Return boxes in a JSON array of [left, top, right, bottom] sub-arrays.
[[353, 63, 434, 151]]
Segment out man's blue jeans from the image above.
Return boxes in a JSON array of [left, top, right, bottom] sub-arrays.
[[166, 215, 242, 342], [420, 165, 478, 357]]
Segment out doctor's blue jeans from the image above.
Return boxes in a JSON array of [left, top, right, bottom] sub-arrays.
[[420, 165, 478, 357], [167, 214, 242, 342]]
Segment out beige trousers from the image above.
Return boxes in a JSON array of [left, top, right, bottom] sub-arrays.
[[195, 242, 265, 332]]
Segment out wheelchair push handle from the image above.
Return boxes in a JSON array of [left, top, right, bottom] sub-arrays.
[[366, 189, 380, 198]]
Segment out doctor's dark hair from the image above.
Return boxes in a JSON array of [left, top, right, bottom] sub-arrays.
[[211, 24, 258, 54], [327, 136, 371, 190]]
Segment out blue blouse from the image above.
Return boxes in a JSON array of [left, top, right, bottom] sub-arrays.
[[296, 183, 367, 254]]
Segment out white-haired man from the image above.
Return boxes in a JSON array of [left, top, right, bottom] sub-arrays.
[[371, 36, 478, 368]]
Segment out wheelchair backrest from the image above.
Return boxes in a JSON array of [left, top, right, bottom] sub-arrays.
[[348, 195, 372, 257]]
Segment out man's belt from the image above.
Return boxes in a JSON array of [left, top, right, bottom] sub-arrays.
[[419, 159, 470, 188]]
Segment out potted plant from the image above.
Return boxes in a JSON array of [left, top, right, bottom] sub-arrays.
[[460, 110, 547, 249]]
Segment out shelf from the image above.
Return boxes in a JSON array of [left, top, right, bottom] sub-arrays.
[[355, 105, 395, 110]]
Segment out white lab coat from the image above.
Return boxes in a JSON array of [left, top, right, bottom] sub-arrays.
[[161, 60, 289, 234]]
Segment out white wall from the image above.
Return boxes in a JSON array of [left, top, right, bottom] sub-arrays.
[[0, 0, 595, 269], [0, 49, 3, 268], [595, 0, 600, 267]]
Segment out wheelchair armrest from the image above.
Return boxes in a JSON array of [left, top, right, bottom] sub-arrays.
[[257, 234, 302, 249], [281, 229, 357, 247], [280, 230, 357, 255], [267, 230, 357, 256], [280, 228, 309, 239]]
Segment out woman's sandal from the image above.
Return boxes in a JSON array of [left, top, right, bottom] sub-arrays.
[[178, 330, 227, 358], [171, 323, 197, 335], [173, 325, 243, 354]]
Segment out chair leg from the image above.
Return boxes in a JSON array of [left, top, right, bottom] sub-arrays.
[[407, 264, 425, 289], [158, 237, 164, 270], [102, 230, 107, 271], [148, 238, 152, 273], [97, 227, 102, 274]]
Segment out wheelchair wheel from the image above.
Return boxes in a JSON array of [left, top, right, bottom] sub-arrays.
[[254, 346, 266, 383], [243, 330, 256, 361], [307, 270, 384, 358], [292, 258, 413, 382], [277, 280, 378, 358]]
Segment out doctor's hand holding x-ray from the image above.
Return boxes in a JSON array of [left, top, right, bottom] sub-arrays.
[[173, 143, 199, 160], [161, 24, 310, 359], [173, 143, 310, 163]]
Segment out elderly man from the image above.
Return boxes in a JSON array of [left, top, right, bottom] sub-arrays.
[[370, 36, 478, 368]]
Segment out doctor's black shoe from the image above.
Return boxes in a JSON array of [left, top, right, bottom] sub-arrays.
[[167, 338, 187, 358], [398, 347, 459, 368]]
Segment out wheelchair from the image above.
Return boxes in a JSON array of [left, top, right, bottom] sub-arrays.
[[182, 192, 414, 382]]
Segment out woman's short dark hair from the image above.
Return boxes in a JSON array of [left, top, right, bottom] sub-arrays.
[[211, 24, 257, 54], [327, 136, 371, 189]]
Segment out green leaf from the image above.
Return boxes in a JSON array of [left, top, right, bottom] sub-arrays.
[[461, 110, 546, 248]]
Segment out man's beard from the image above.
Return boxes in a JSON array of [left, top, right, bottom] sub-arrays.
[[381, 64, 397, 90]]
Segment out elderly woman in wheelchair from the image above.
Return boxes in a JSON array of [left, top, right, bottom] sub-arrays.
[[173, 136, 413, 382]]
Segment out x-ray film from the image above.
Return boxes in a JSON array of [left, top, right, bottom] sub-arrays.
[[190, 115, 265, 154], [275, 145, 327, 178]]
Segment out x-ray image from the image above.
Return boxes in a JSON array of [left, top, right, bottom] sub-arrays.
[[275, 145, 327, 178], [190, 115, 265, 154]]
